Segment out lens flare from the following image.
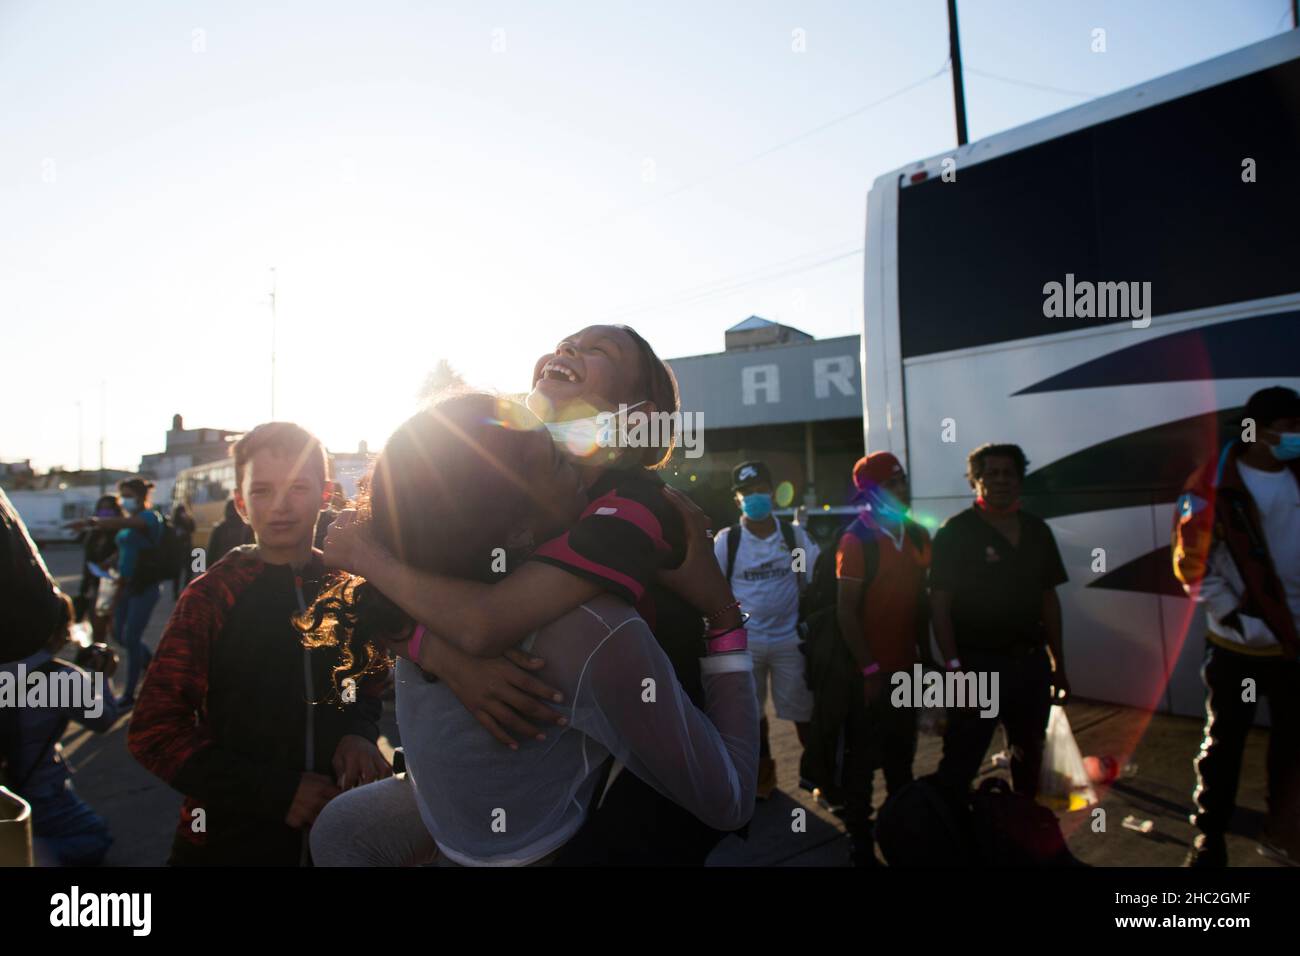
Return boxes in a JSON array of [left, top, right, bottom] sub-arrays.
[[775, 481, 795, 508]]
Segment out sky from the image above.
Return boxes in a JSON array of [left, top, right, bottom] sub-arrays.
[[1, 0, 1291, 473]]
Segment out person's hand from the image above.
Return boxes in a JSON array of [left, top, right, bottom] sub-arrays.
[[331, 734, 392, 790], [65, 519, 91, 532], [284, 772, 342, 829], [443, 649, 568, 750], [863, 670, 886, 705], [1050, 667, 1071, 704], [657, 486, 734, 616], [321, 509, 376, 575]]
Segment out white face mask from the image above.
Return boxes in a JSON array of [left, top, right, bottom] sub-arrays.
[[545, 401, 646, 457]]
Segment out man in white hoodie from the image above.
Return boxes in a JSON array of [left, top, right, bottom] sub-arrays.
[[1173, 386, 1300, 867]]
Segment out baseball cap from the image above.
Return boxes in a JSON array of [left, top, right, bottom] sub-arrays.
[[731, 460, 772, 492], [852, 452, 904, 500]]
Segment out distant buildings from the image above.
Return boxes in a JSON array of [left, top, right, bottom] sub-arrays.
[[138, 414, 241, 480]]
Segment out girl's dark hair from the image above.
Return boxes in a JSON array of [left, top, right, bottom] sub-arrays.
[[297, 392, 552, 698], [612, 324, 680, 470]]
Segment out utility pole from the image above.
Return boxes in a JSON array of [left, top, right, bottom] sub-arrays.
[[947, 0, 969, 146], [98, 380, 106, 495], [1293, 0, 1298, 30], [269, 266, 278, 421]]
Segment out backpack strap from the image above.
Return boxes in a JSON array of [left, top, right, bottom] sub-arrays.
[[780, 519, 807, 594], [725, 524, 742, 582], [844, 517, 880, 615]]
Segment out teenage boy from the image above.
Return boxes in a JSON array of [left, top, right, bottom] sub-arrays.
[[713, 460, 817, 799], [1175, 386, 1300, 867], [931, 443, 1069, 798], [835, 452, 931, 866], [128, 422, 390, 866]]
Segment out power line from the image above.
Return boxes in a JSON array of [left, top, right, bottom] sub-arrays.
[[964, 66, 1099, 99], [602, 245, 864, 323], [605, 238, 861, 313], [588, 60, 952, 231]]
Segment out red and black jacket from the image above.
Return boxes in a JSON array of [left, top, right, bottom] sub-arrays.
[[1173, 441, 1300, 659], [128, 546, 386, 865]]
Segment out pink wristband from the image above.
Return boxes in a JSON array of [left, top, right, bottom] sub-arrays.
[[407, 624, 426, 663], [706, 628, 748, 654], [861, 662, 881, 678]]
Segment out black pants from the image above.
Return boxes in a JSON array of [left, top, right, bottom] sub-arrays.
[[937, 646, 1052, 798], [1191, 641, 1300, 843], [551, 761, 729, 866], [842, 680, 918, 840]]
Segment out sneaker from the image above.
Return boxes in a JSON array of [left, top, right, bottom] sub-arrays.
[[1183, 833, 1227, 868], [756, 756, 777, 800]]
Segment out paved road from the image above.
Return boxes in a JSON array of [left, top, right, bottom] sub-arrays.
[[35, 543, 1288, 867]]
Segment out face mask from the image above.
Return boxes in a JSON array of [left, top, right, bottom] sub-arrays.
[[1269, 432, 1300, 461], [546, 401, 646, 456], [95, 508, 118, 518], [866, 487, 908, 521], [120, 497, 140, 514], [741, 492, 773, 520]]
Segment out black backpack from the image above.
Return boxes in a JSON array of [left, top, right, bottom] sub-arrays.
[[129, 514, 182, 591], [877, 774, 1084, 867]]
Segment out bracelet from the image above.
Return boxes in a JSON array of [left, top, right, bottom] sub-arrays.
[[861, 662, 881, 678], [946, 658, 962, 671], [407, 624, 426, 664], [706, 612, 750, 638], [706, 629, 748, 654], [704, 600, 741, 626]]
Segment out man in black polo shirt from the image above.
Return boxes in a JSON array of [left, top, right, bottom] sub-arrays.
[[930, 443, 1070, 797]]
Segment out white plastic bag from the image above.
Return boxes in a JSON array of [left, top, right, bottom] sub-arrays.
[[1037, 705, 1098, 810], [94, 575, 117, 617]]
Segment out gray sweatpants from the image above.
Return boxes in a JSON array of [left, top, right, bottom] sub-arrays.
[[310, 774, 442, 867]]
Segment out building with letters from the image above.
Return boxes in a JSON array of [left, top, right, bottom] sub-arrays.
[[664, 317, 864, 543]]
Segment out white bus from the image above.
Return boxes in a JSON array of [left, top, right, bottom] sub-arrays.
[[863, 30, 1300, 717]]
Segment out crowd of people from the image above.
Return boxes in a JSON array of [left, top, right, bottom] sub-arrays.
[[1, 322, 1297, 869]]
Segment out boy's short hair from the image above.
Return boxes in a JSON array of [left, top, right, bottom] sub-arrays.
[[1244, 386, 1300, 430], [966, 443, 1030, 484], [232, 422, 329, 490]]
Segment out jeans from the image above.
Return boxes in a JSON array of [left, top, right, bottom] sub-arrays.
[[842, 681, 918, 841], [937, 646, 1052, 797], [113, 582, 161, 699], [32, 785, 113, 867], [1191, 642, 1300, 842]]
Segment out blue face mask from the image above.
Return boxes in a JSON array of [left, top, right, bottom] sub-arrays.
[[741, 492, 773, 520], [1270, 432, 1300, 462], [120, 497, 140, 514]]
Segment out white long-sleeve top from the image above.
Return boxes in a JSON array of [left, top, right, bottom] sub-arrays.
[[396, 594, 758, 866]]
